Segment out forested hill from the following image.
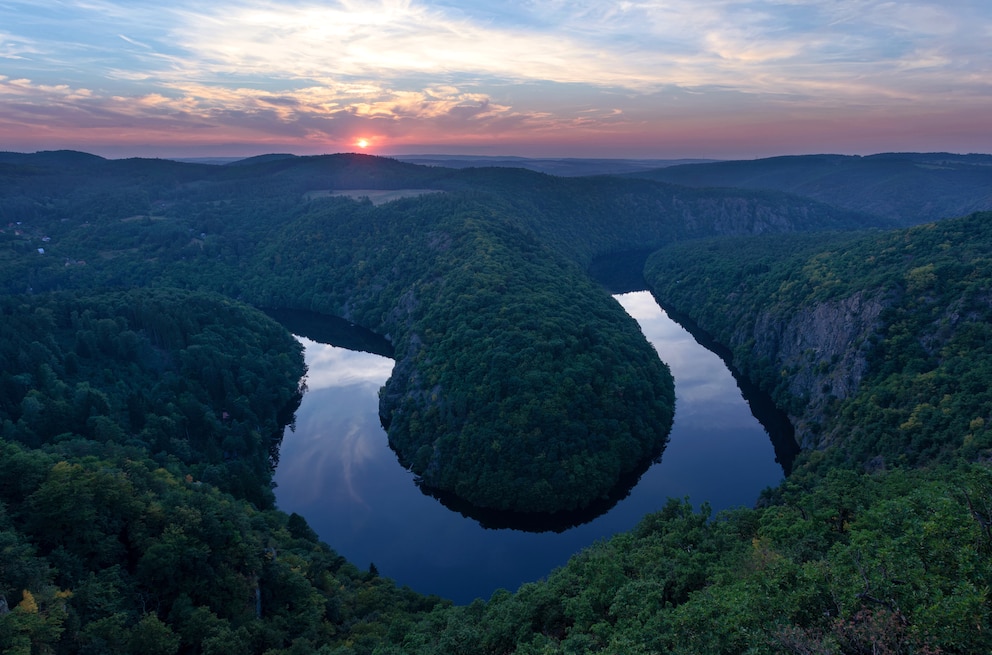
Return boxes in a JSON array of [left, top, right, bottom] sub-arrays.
[[0, 149, 880, 265], [3, 150, 992, 653], [431, 167, 881, 265], [0, 289, 445, 653], [645, 212, 992, 475], [627, 152, 992, 225]]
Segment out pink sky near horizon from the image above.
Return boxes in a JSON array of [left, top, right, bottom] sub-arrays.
[[6, 107, 987, 161], [2, 1, 990, 160]]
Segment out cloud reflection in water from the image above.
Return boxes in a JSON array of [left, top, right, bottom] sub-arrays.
[[614, 293, 754, 430], [298, 336, 394, 390], [278, 340, 394, 508]]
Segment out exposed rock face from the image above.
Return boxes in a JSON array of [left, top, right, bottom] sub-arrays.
[[671, 195, 815, 236], [740, 291, 889, 449]]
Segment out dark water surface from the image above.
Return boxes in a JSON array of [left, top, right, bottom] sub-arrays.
[[273, 291, 785, 604]]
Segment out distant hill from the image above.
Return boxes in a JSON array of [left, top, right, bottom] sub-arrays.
[[0, 150, 891, 264], [393, 154, 717, 176], [225, 153, 299, 166], [168, 154, 300, 166], [0, 149, 106, 168], [166, 153, 715, 176], [628, 152, 992, 225]]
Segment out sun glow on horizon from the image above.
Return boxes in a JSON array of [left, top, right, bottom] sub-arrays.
[[1, 2, 989, 158]]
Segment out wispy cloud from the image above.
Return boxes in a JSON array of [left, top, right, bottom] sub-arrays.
[[117, 33, 154, 50], [0, 32, 31, 60]]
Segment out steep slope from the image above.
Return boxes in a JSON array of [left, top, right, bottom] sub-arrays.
[[438, 167, 886, 265], [645, 212, 992, 470], [0, 289, 442, 652]]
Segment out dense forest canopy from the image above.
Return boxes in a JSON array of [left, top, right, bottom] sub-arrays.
[[0, 289, 305, 507], [0, 150, 871, 514], [2, 150, 992, 653], [0, 288, 444, 654], [645, 211, 992, 476]]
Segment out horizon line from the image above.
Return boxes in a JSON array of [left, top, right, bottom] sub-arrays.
[[6, 148, 991, 164]]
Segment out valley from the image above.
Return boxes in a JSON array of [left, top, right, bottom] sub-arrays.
[[1, 150, 991, 653]]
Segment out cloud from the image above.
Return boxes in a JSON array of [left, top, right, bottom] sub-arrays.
[[0, 31, 35, 60], [162, 1, 651, 89], [1, 0, 990, 156], [0, 72, 544, 151], [0, 77, 94, 102], [117, 33, 154, 50], [150, 0, 991, 107]]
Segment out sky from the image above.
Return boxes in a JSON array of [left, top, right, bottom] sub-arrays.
[[1, 0, 990, 160]]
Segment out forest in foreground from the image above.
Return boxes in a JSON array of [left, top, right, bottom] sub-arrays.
[[1, 150, 991, 653]]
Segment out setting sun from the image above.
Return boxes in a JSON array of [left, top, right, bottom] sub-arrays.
[[356, 138, 370, 149]]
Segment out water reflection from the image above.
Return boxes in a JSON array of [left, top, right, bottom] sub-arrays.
[[416, 445, 663, 533], [273, 292, 785, 604], [658, 302, 800, 473]]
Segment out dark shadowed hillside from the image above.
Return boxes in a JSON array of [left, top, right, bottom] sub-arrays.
[[628, 152, 992, 225], [393, 154, 717, 176]]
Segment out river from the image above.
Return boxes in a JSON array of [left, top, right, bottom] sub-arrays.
[[272, 291, 786, 604]]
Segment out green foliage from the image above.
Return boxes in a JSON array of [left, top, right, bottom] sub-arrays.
[[349, 198, 676, 512], [3, 151, 992, 653], [0, 153, 692, 513], [645, 211, 992, 471], [0, 289, 444, 653], [0, 439, 445, 654], [400, 465, 992, 653], [0, 289, 305, 506]]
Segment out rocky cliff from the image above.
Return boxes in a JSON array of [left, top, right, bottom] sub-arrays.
[[740, 290, 890, 450]]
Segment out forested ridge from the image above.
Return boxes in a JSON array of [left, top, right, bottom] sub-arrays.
[[249, 193, 677, 513], [2, 150, 992, 653], [0, 289, 305, 507], [628, 152, 992, 226]]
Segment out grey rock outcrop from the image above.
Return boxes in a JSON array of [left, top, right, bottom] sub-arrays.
[[741, 291, 889, 449]]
